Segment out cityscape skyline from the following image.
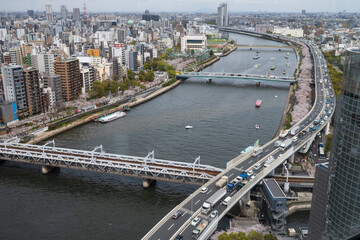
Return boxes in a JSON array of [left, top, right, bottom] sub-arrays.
[[0, 0, 359, 13]]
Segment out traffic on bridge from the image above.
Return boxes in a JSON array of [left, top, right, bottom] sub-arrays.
[[143, 39, 335, 240]]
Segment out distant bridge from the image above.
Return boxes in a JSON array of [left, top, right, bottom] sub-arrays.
[[236, 44, 298, 50], [176, 71, 297, 83]]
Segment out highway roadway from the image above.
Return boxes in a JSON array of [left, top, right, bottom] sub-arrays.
[[144, 41, 335, 240]]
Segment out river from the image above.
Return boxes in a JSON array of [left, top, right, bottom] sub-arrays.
[[0, 33, 300, 239]]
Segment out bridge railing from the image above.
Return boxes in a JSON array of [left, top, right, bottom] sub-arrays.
[[0, 142, 223, 173]]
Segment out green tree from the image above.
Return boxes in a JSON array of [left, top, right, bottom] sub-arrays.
[[209, 49, 214, 56], [247, 230, 263, 240], [144, 62, 151, 70], [191, 49, 195, 55], [325, 134, 333, 153], [145, 70, 155, 82], [89, 81, 106, 98], [167, 70, 176, 79], [110, 80, 119, 94], [264, 233, 278, 240], [127, 69, 136, 80]]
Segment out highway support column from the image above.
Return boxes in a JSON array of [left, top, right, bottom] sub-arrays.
[[325, 122, 330, 135], [142, 178, 155, 188], [41, 166, 58, 174]]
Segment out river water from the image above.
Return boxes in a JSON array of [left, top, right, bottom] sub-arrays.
[[0, 33, 299, 239]]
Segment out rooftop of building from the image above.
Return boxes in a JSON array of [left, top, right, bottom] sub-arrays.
[[263, 178, 286, 199]]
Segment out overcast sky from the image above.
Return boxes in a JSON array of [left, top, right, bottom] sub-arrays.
[[1, 0, 359, 13]]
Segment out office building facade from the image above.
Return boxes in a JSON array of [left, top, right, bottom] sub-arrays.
[[324, 47, 360, 239], [308, 163, 330, 239], [45, 4, 53, 22]]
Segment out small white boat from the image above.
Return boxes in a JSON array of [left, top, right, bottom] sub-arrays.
[[255, 124, 259, 130], [275, 95, 278, 98], [185, 125, 193, 129], [98, 111, 126, 123]]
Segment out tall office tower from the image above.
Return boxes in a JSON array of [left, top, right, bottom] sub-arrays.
[[61, 5, 68, 20], [117, 29, 126, 43], [73, 8, 80, 21], [27, 10, 34, 18], [129, 51, 138, 71], [324, 47, 360, 239], [302, 9, 306, 15], [1, 65, 28, 114], [45, 4, 53, 22], [217, 3, 228, 27], [23, 67, 42, 116], [308, 163, 330, 239], [54, 58, 82, 101]]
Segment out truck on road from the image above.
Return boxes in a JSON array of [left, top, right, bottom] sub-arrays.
[[251, 147, 263, 157], [192, 220, 209, 239], [290, 126, 301, 136], [264, 156, 275, 167], [226, 179, 240, 192], [279, 138, 292, 151], [202, 188, 226, 214], [215, 176, 228, 188]]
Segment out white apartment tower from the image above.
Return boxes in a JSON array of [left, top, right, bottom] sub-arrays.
[[45, 4, 53, 22], [217, 3, 228, 27]]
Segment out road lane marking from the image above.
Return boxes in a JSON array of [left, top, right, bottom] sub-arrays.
[[264, 149, 269, 153], [207, 189, 213, 195], [195, 200, 200, 205], [182, 211, 188, 216], [168, 223, 174, 231], [228, 173, 234, 178]]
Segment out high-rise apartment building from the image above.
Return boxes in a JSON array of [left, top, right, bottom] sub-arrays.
[[1, 65, 28, 114], [54, 58, 82, 101], [9, 47, 23, 65], [61, 5, 68, 20], [73, 8, 80, 21], [217, 3, 228, 27], [23, 67, 42, 116], [45, 4, 53, 22], [324, 47, 360, 239], [32, 53, 56, 76], [80, 64, 95, 94], [27, 10, 34, 18]]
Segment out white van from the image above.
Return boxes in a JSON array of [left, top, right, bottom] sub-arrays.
[[222, 196, 232, 206], [254, 162, 261, 170]]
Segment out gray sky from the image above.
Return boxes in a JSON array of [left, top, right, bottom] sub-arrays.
[[1, 0, 358, 13]]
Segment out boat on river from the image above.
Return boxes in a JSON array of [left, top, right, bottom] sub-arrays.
[[185, 125, 193, 129], [270, 66, 276, 70], [98, 111, 126, 123], [255, 99, 262, 107], [255, 124, 260, 130], [253, 55, 260, 60]]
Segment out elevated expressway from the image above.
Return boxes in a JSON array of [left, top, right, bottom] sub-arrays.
[[143, 42, 335, 240]]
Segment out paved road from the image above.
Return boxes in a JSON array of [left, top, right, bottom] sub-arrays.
[[145, 42, 335, 240]]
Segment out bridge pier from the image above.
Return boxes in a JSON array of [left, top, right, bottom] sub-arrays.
[[41, 166, 58, 174], [142, 178, 156, 188], [256, 82, 261, 86], [325, 122, 330, 135], [206, 78, 212, 84], [289, 154, 295, 164]]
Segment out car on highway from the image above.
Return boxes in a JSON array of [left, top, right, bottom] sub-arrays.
[[174, 235, 183, 240], [210, 210, 218, 218], [292, 136, 298, 142], [201, 187, 208, 193], [191, 217, 201, 226], [172, 211, 182, 219], [320, 120, 324, 125], [254, 162, 261, 170], [250, 175, 256, 181], [248, 170, 254, 176]]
